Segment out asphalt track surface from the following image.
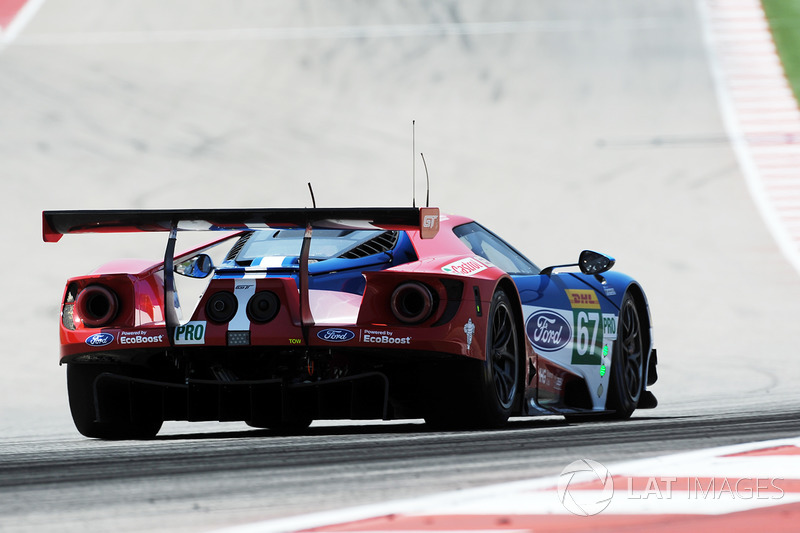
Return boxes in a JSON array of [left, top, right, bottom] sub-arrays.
[[3, 403, 800, 533], [2, 1, 800, 532]]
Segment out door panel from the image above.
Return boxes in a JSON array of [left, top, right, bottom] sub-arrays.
[[514, 274, 618, 412]]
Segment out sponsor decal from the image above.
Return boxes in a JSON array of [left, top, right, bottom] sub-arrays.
[[85, 332, 114, 347], [441, 256, 491, 276], [604, 286, 617, 297], [464, 318, 475, 350], [566, 289, 601, 309], [361, 329, 411, 345], [571, 311, 603, 365], [317, 328, 356, 342], [602, 316, 617, 338], [118, 330, 164, 345], [538, 366, 565, 392], [174, 321, 206, 345], [526, 310, 571, 352]]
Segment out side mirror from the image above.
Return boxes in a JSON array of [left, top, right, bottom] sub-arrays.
[[579, 250, 615, 275], [174, 253, 214, 279]]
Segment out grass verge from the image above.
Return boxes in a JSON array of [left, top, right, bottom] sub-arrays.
[[762, 0, 800, 103]]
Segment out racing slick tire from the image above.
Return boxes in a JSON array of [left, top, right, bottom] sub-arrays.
[[426, 288, 521, 429], [604, 291, 645, 419], [67, 364, 163, 440]]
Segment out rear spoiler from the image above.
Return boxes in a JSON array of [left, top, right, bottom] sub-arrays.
[[42, 206, 440, 242], [42, 206, 440, 342]]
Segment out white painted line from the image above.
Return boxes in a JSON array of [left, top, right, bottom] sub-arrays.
[[0, 0, 46, 47], [697, 0, 800, 275], [213, 436, 800, 532]]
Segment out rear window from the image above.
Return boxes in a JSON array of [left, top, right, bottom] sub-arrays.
[[236, 229, 386, 261]]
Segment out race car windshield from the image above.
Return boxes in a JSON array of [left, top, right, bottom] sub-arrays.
[[235, 229, 386, 261]]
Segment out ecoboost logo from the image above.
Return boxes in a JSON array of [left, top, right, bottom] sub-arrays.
[[557, 459, 614, 516]]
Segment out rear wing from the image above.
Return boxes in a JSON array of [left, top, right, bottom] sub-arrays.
[[42, 206, 440, 242], [42, 206, 440, 341]]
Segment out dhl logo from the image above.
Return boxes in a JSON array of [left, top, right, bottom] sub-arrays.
[[566, 289, 601, 309]]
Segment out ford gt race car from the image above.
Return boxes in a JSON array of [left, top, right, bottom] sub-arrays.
[[43, 207, 658, 439]]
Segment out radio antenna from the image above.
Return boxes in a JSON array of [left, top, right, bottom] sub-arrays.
[[412, 120, 416, 208], [420, 152, 430, 208], [307, 182, 317, 208]]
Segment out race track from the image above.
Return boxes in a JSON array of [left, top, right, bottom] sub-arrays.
[[1, 1, 800, 531], [4, 406, 800, 533]]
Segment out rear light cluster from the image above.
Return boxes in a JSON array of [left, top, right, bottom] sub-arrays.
[[205, 291, 280, 324]]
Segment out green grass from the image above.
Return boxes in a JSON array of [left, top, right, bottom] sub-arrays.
[[762, 0, 800, 103]]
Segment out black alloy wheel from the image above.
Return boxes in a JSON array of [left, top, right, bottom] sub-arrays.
[[606, 292, 645, 418], [471, 289, 521, 427], [488, 292, 519, 411]]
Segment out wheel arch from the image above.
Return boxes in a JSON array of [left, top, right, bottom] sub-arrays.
[[621, 281, 656, 389]]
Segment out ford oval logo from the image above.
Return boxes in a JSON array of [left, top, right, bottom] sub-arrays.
[[85, 332, 115, 347], [526, 311, 571, 352], [317, 328, 355, 342]]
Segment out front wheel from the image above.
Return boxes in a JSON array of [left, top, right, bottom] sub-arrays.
[[605, 292, 645, 418], [67, 364, 162, 440]]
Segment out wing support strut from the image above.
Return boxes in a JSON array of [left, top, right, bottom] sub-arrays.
[[164, 224, 179, 346], [299, 222, 315, 344]]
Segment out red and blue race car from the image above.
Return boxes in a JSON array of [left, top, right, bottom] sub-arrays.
[[43, 207, 657, 439]]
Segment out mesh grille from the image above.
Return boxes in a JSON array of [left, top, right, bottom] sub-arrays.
[[339, 231, 399, 259]]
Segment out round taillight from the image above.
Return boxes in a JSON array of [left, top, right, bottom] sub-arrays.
[[247, 291, 280, 323], [206, 291, 238, 323], [391, 282, 434, 324], [75, 285, 119, 328]]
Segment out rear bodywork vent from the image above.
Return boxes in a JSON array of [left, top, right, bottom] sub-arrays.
[[340, 231, 398, 259], [226, 232, 253, 261]]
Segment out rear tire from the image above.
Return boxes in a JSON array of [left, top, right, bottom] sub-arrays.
[[425, 288, 521, 429], [67, 364, 162, 440]]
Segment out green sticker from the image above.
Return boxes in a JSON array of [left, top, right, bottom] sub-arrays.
[[570, 310, 603, 365]]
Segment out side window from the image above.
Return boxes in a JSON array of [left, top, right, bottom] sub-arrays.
[[453, 222, 539, 275]]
